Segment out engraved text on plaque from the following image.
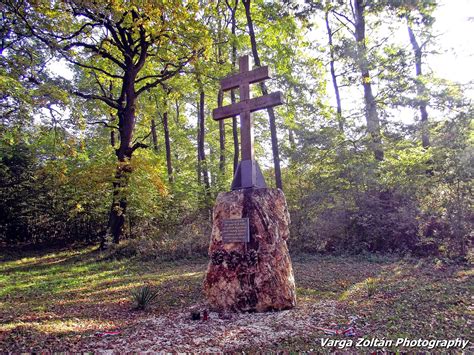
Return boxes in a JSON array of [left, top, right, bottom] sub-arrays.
[[222, 218, 250, 243]]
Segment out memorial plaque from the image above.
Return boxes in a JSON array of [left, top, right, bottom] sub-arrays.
[[222, 218, 250, 243]]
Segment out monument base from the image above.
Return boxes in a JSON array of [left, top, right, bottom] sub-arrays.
[[231, 160, 267, 190], [203, 188, 296, 312]]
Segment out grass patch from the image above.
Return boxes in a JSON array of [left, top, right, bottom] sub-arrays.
[[0, 246, 206, 352]]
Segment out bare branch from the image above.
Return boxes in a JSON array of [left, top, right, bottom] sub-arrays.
[[115, 16, 133, 57], [66, 58, 123, 79], [88, 120, 119, 129], [135, 65, 183, 96], [92, 71, 108, 97], [73, 91, 119, 109], [132, 130, 152, 144], [53, 22, 98, 42], [135, 50, 200, 96], [134, 62, 175, 83], [349, 0, 356, 20], [63, 42, 126, 69], [332, 13, 355, 35], [135, 25, 149, 70], [99, 16, 126, 50], [332, 10, 355, 26], [131, 141, 149, 153]]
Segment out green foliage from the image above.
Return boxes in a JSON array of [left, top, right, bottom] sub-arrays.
[[286, 103, 472, 258], [0, 0, 471, 261], [0, 125, 112, 246]]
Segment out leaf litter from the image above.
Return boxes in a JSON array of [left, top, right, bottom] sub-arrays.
[[1, 251, 472, 352], [81, 299, 342, 352]]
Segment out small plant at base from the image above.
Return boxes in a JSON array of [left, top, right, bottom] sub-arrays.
[[131, 284, 160, 310], [366, 277, 378, 298]]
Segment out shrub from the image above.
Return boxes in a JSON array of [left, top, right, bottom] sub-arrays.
[[131, 284, 160, 311], [345, 190, 419, 254]]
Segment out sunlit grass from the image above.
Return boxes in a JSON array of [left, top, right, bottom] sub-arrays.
[[296, 287, 336, 301], [0, 246, 207, 348], [455, 269, 474, 280], [0, 318, 117, 334], [339, 280, 367, 301], [0, 247, 96, 271]]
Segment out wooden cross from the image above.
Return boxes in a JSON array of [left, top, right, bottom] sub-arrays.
[[213, 55, 283, 190]]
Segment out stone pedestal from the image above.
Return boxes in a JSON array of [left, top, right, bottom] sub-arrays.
[[203, 188, 296, 312]]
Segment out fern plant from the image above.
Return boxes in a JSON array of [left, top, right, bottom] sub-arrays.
[[131, 284, 160, 310]]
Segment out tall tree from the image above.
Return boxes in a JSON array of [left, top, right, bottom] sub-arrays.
[[398, 1, 437, 149], [217, 89, 226, 173], [353, 0, 384, 161], [150, 119, 158, 151], [162, 112, 173, 183], [215, 2, 227, 175], [225, 0, 240, 175], [325, 7, 344, 132], [10, 0, 208, 244], [407, 25, 429, 148], [196, 75, 210, 191], [387, 0, 437, 148], [242, 0, 283, 189]]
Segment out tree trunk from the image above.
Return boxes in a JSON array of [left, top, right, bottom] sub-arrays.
[[325, 10, 344, 132], [288, 129, 296, 150], [243, 0, 283, 189], [151, 119, 158, 151], [109, 170, 128, 244], [216, 6, 226, 175], [218, 89, 226, 173], [197, 99, 202, 185], [109, 155, 132, 245], [408, 25, 430, 148], [198, 88, 210, 190], [162, 112, 173, 183], [107, 69, 139, 245], [174, 99, 182, 127], [227, 0, 240, 175], [353, 0, 383, 161], [110, 113, 117, 147], [109, 128, 133, 244]]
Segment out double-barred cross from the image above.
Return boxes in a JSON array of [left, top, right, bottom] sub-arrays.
[[213, 55, 283, 190]]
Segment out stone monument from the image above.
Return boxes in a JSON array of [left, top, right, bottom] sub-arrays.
[[203, 55, 296, 312]]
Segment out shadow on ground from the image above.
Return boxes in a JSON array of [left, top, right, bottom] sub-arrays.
[[1, 249, 472, 352]]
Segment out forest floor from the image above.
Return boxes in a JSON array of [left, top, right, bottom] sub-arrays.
[[0, 246, 472, 352]]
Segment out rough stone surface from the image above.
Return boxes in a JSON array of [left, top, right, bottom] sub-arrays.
[[203, 188, 296, 312]]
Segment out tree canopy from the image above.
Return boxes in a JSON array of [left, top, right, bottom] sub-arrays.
[[0, 0, 472, 259]]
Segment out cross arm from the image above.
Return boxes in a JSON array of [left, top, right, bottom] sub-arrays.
[[221, 66, 271, 91], [212, 91, 283, 121]]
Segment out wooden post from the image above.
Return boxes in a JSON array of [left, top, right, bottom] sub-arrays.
[[239, 56, 253, 161]]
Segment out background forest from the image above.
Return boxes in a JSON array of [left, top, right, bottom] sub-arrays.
[[0, 0, 472, 260]]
